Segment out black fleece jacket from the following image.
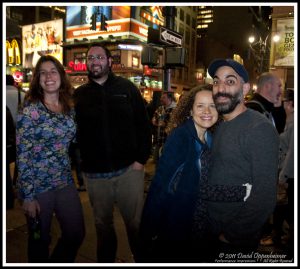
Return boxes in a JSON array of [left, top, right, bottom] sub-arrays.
[[73, 73, 152, 173]]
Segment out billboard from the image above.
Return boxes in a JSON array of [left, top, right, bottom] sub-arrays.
[[22, 19, 63, 68], [65, 6, 148, 42], [274, 18, 294, 67], [66, 6, 131, 27]]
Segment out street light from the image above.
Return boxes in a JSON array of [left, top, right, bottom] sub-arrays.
[[248, 34, 270, 74], [248, 33, 280, 74]]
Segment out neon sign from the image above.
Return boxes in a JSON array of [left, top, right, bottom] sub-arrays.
[[68, 60, 87, 71], [6, 39, 21, 65]]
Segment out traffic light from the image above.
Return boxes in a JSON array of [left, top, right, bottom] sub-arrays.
[[90, 14, 97, 31], [100, 14, 108, 31], [165, 47, 186, 67], [141, 46, 159, 66]]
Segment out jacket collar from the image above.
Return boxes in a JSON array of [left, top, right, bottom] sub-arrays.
[[184, 117, 212, 147], [252, 92, 274, 112]]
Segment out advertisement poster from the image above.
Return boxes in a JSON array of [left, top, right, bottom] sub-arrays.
[[65, 6, 153, 42], [274, 18, 294, 67], [66, 6, 131, 27], [22, 19, 63, 68]]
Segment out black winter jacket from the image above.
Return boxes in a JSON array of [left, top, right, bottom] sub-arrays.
[[73, 73, 152, 173]]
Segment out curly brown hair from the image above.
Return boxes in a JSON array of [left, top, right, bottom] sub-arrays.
[[166, 84, 213, 134], [25, 55, 74, 113]]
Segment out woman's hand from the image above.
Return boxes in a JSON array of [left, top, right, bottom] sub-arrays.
[[219, 233, 230, 243], [22, 200, 40, 218], [131, 161, 144, 171]]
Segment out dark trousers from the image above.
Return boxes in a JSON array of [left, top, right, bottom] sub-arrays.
[[27, 184, 85, 263], [273, 204, 288, 241], [287, 178, 294, 226], [205, 236, 259, 263], [286, 178, 294, 259], [6, 161, 15, 209]]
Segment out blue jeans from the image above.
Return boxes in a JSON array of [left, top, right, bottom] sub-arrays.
[[84, 166, 144, 262], [27, 184, 85, 262]]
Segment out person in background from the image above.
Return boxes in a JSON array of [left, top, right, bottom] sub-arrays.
[[6, 74, 25, 186], [246, 72, 283, 133], [73, 44, 152, 263], [16, 55, 85, 262], [151, 92, 177, 161], [261, 89, 295, 254], [279, 89, 294, 257], [207, 58, 279, 259], [246, 73, 285, 244], [6, 106, 16, 209], [138, 85, 251, 262], [272, 97, 286, 134], [6, 74, 25, 124]]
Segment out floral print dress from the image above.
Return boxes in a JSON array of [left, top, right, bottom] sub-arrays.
[[16, 101, 76, 201]]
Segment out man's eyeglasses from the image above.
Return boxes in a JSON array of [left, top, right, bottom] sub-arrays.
[[87, 55, 107, 61]]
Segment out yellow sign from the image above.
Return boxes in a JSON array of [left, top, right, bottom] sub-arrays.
[[6, 39, 21, 65], [274, 18, 294, 67]]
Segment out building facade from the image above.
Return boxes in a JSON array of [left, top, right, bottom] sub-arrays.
[[5, 5, 199, 100]]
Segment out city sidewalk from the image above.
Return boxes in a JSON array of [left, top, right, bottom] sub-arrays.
[[4, 158, 294, 264], [5, 159, 156, 264]]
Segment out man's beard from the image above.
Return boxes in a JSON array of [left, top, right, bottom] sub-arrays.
[[213, 89, 244, 115], [88, 64, 110, 80]]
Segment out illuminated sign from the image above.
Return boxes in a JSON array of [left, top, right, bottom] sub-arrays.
[[68, 60, 87, 71], [66, 6, 131, 27], [22, 19, 63, 68], [66, 6, 147, 41], [6, 39, 21, 65], [274, 18, 294, 67], [118, 44, 142, 51], [13, 70, 23, 83], [66, 18, 148, 42], [132, 56, 139, 67], [150, 6, 164, 21]]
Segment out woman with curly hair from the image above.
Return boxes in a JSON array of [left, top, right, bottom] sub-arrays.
[[138, 85, 250, 263], [16, 55, 85, 262]]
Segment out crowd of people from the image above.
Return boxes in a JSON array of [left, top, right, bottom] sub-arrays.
[[6, 44, 294, 264]]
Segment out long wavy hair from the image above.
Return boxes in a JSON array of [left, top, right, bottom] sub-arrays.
[[166, 84, 213, 135], [25, 55, 74, 113]]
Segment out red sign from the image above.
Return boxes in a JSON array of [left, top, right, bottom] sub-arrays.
[[68, 60, 87, 72]]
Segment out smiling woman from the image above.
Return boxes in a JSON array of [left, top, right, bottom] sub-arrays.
[[16, 55, 85, 262], [138, 84, 248, 262]]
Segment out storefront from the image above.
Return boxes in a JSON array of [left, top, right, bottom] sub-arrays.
[[63, 40, 163, 103]]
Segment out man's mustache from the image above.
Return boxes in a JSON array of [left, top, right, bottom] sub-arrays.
[[213, 92, 233, 99]]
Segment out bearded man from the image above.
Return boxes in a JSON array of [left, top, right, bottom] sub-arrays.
[[206, 59, 279, 261], [73, 44, 152, 263]]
